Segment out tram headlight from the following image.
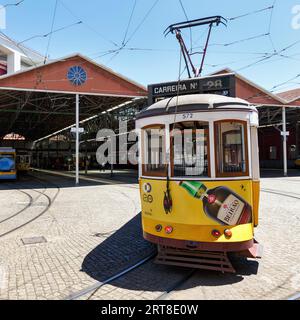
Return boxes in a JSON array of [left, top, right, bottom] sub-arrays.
[[224, 229, 232, 239], [155, 224, 162, 232]]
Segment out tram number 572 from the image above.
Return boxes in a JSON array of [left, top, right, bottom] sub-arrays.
[[182, 112, 193, 120]]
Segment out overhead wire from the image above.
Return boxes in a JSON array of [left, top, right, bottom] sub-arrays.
[[1, 0, 24, 9], [227, 5, 274, 21], [0, 0, 76, 132], [58, 0, 119, 48], [270, 74, 300, 91], [194, 33, 270, 49], [267, 0, 277, 53], [236, 38, 300, 71], [17, 21, 83, 45], [178, 0, 193, 52], [44, 0, 58, 64], [123, 0, 160, 47], [122, 0, 138, 46], [100, 0, 160, 65], [2, 1, 299, 96]]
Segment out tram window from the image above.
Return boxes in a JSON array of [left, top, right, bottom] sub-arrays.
[[215, 121, 248, 177], [142, 125, 166, 176], [171, 122, 209, 177]]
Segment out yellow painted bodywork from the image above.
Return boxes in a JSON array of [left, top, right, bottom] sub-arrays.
[[0, 172, 16, 176], [295, 159, 300, 167], [140, 178, 260, 243], [16, 163, 30, 172], [252, 180, 260, 227]]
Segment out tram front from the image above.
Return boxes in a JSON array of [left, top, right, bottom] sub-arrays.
[[136, 93, 262, 272]]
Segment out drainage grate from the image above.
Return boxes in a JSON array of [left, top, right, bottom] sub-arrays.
[[21, 236, 47, 245]]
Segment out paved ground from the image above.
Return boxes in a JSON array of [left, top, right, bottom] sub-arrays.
[[0, 171, 299, 300]]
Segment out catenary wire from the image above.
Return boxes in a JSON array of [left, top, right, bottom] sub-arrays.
[[228, 5, 274, 21], [44, 0, 58, 64], [17, 21, 83, 45], [1, 0, 24, 9], [58, 0, 119, 48], [122, 0, 138, 46], [179, 0, 193, 52]]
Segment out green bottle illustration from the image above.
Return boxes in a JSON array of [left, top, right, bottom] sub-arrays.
[[179, 181, 252, 226]]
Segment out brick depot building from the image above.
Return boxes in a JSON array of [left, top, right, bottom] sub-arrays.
[[213, 69, 300, 170], [0, 32, 299, 173]]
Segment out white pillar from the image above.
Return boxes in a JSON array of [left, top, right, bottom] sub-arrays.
[[282, 107, 288, 177], [7, 52, 21, 74], [76, 94, 80, 184]]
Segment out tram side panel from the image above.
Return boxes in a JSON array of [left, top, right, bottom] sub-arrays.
[[140, 178, 255, 247], [250, 126, 260, 227], [0, 149, 17, 180]]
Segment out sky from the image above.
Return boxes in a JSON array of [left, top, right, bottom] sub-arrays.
[[2, 0, 300, 93]]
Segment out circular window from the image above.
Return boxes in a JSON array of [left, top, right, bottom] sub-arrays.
[[67, 66, 87, 86]]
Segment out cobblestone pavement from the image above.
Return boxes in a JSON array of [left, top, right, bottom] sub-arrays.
[[0, 172, 299, 300]]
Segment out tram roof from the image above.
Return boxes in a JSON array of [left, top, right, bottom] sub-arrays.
[[136, 94, 257, 120]]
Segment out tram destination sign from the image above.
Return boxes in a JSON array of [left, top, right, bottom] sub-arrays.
[[148, 73, 236, 105]]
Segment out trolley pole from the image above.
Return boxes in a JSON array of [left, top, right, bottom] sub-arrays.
[[75, 94, 80, 185], [282, 107, 288, 177]]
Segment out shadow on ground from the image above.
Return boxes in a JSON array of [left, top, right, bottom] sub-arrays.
[[261, 168, 300, 178], [0, 171, 138, 190], [81, 213, 259, 293]]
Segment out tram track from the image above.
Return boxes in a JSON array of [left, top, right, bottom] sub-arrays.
[[66, 187, 300, 301], [0, 174, 60, 238], [65, 250, 199, 301], [155, 269, 197, 300], [65, 253, 156, 300], [261, 188, 300, 200], [0, 189, 33, 225]]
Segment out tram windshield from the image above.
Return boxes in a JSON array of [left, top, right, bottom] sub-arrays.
[[171, 121, 209, 177], [0, 154, 15, 171], [215, 120, 248, 177]]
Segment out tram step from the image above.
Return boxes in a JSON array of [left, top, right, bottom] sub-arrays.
[[155, 246, 236, 273]]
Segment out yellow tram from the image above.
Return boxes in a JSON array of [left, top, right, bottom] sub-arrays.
[[136, 79, 262, 272], [16, 153, 31, 173]]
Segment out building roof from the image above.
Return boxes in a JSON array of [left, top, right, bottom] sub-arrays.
[[210, 68, 287, 105], [277, 88, 300, 103], [0, 53, 147, 96], [0, 53, 147, 140]]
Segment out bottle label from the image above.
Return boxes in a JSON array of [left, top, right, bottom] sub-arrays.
[[217, 194, 245, 225]]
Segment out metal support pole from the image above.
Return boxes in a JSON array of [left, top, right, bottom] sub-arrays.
[[175, 30, 192, 78], [282, 107, 288, 177], [110, 138, 114, 177], [199, 23, 213, 76], [75, 94, 80, 184], [296, 122, 299, 158], [85, 140, 88, 175]]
